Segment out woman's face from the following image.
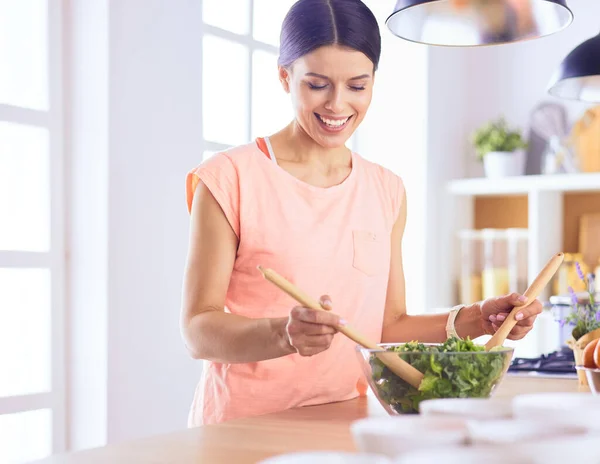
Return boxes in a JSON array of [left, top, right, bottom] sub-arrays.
[[279, 45, 375, 149]]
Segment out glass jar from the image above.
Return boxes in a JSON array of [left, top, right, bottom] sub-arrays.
[[457, 229, 484, 304], [482, 229, 510, 299], [506, 228, 529, 294]]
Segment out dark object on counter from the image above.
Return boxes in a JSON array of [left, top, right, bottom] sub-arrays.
[[387, 0, 573, 47], [525, 102, 569, 175], [509, 346, 576, 374]]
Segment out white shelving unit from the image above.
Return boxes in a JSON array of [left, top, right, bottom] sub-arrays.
[[445, 172, 600, 358], [448, 172, 600, 196]]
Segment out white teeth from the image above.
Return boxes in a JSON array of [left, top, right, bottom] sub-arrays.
[[318, 115, 349, 127]]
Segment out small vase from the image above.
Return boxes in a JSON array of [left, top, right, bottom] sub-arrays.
[[567, 327, 600, 386], [483, 150, 526, 178]]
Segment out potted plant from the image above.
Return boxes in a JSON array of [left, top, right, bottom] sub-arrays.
[[559, 263, 600, 385], [471, 117, 528, 178]]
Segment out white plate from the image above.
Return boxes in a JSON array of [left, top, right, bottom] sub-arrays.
[[512, 392, 600, 429], [350, 416, 468, 458], [419, 398, 512, 420], [393, 446, 524, 464], [259, 452, 390, 464], [515, 435, 600, 464], [466, 418, 590, 445]]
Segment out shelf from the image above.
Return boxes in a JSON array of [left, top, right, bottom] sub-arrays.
[[448, 172, 600, 196]]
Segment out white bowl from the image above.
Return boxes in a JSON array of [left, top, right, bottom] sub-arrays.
[[350, 416, 468, 458], [466, 418, 590, 445], [259, 451, 390, 464], [394, 446, 524, 464], [419, 398, 512, 420], [512, 392, 600, 430], [515, 435, 600, 464]]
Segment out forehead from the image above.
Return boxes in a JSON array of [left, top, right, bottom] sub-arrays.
[[292, 45, 373, 78]]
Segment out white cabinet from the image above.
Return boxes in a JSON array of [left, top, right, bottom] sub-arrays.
[[445, 172, 600, 357]]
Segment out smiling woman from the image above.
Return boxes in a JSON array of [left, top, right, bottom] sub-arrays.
[[180, 0, 544, 428]]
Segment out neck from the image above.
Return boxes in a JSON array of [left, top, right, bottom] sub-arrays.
[[269, 120, 352, 168]]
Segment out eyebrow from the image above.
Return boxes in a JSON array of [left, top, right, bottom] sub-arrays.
[[305, 72, 371, 81]]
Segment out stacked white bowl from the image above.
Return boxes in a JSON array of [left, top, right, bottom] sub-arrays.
[[349, 394, 600, 464]]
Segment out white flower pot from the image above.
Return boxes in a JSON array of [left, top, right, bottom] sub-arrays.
[[483, 150, 526, 178]]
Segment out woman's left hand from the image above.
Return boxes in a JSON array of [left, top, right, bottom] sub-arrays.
[[479, 293, 543, 340]]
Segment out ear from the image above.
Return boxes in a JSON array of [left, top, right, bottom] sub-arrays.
[[278, 65, 291, 93]]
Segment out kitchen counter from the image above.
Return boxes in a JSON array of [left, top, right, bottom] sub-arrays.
[[37, 376, 589, 464]]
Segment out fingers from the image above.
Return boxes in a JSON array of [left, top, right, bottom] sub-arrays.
[[488, 298, 543, 341], [303, 334, 334, 348], [290, 306, 346, 328], [319, 294, 333, 311], [507, 292, 529, 307], [287, 303, 343, 357], [287, 319, 337, 336], [512, 298, 543, 322], [488, 298, 543, 323]]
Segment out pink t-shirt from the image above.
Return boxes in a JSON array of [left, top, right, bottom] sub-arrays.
[[185, 138, 404, 426]]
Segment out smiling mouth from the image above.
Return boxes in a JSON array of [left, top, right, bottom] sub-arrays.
[[314, 113, 353, 131]]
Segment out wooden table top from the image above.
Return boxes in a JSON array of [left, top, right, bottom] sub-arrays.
[[36, 375, 589, 464]]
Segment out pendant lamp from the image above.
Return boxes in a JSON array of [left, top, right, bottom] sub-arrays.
[[547, 31, 600, 102], [386, 0, 573, 47]]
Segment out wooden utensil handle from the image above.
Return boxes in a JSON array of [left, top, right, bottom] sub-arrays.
[[257, 266, 379, 349], [485, 252, 564, 351], [257, 266, 424, 388]]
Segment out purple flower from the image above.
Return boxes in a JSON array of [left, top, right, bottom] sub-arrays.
[[568, 286, 578, 305], [596, 310, 600, 322], [575, 261, 585, 281], [559, 319, 567, 328]]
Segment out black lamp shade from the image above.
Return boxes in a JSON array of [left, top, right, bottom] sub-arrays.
[[548, 32, 600, 102], [386, 0, 573, 47]]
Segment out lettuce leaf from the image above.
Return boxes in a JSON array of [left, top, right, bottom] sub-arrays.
[[369, 337, 510, 414]]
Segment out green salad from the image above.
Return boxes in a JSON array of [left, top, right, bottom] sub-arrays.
[[369, 337, 510, 414]]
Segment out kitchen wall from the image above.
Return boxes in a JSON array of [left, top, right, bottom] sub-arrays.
[[355, 0, 430, 316], [67, 0, 202, 447], [460, 0, 600, 178]]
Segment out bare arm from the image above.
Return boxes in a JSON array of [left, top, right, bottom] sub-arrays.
[[381, 189, 484, 344], [180, 181, 341, 363]]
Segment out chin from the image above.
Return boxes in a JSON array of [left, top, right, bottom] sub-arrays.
[[315, 136, 350, 149]]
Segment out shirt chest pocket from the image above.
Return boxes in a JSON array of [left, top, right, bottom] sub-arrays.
[[352, 230, 388, 277]]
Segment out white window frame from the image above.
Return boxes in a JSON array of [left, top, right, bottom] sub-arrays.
[[0, 0, 66, 454], [199, 1, 355, 158], [200, 0, 279, 157]]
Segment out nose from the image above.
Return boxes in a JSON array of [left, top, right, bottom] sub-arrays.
[[324, 86, 344, 114]]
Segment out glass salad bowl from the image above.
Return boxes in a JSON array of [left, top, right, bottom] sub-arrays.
[[356, 338, 514, 415]]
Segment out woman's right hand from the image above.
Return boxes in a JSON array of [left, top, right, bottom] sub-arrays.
[[285, 295, 346, 357]]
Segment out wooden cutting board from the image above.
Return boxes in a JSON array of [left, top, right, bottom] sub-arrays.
[[571, 106, 600, 172], [580, 212, 600, 268]]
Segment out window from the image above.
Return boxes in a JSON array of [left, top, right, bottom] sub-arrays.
[[0, 0, 65, 460], [200, 0, 354, 159]]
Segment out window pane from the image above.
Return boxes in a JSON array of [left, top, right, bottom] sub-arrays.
[[0, 409, 52, 463], [253, 0, 297, 46], [0, 122, 50, 252], [0, 268, 51, 397], [251, 50, 293, 138], [202, 36, 249, 146], [0, 0, 48, 110], [203, 0, 250, 35]]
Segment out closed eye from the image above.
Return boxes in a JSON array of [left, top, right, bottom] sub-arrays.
[[308, 83, 328, 90]]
